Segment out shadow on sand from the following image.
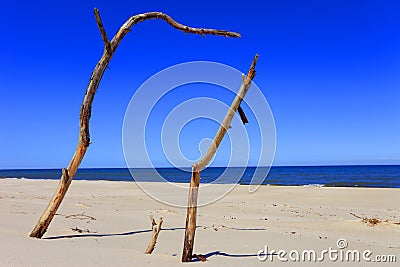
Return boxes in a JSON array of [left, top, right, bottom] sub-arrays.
[[44, 226, 272, 262], [44, 227, 185, 240], [192, 251, 276, 262], [44, 225, 267, 240]]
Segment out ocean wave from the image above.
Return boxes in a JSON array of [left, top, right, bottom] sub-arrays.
[[302, 184, 324, 187]]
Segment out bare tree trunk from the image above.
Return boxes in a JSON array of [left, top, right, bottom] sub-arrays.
[[29, 8, 240, 239], [181, 54, 258, 262]]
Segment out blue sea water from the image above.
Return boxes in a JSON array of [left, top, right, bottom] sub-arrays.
[[0, 165, 399, 188]]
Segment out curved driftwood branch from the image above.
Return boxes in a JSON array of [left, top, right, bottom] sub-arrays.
[[29, 8, 240, 239], [94, 8, 111, 52], [182, 54, 258, 262], [193, 54, 258, 172]]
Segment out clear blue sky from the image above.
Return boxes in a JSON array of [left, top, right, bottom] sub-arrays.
[[1, 0, 399, 169]]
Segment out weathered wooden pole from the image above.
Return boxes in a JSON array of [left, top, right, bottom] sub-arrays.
[[181, 54, 258, 262], [29, 8, 240, 239], [182, 168, 201, 261]]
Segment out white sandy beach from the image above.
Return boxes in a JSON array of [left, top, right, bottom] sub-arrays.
[[0, 178, 399, 266]]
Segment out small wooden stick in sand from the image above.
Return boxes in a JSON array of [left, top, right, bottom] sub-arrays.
[[145, 215, 163, 254]]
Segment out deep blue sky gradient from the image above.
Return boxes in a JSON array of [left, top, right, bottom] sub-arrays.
[[1, 0, 399, 168]]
